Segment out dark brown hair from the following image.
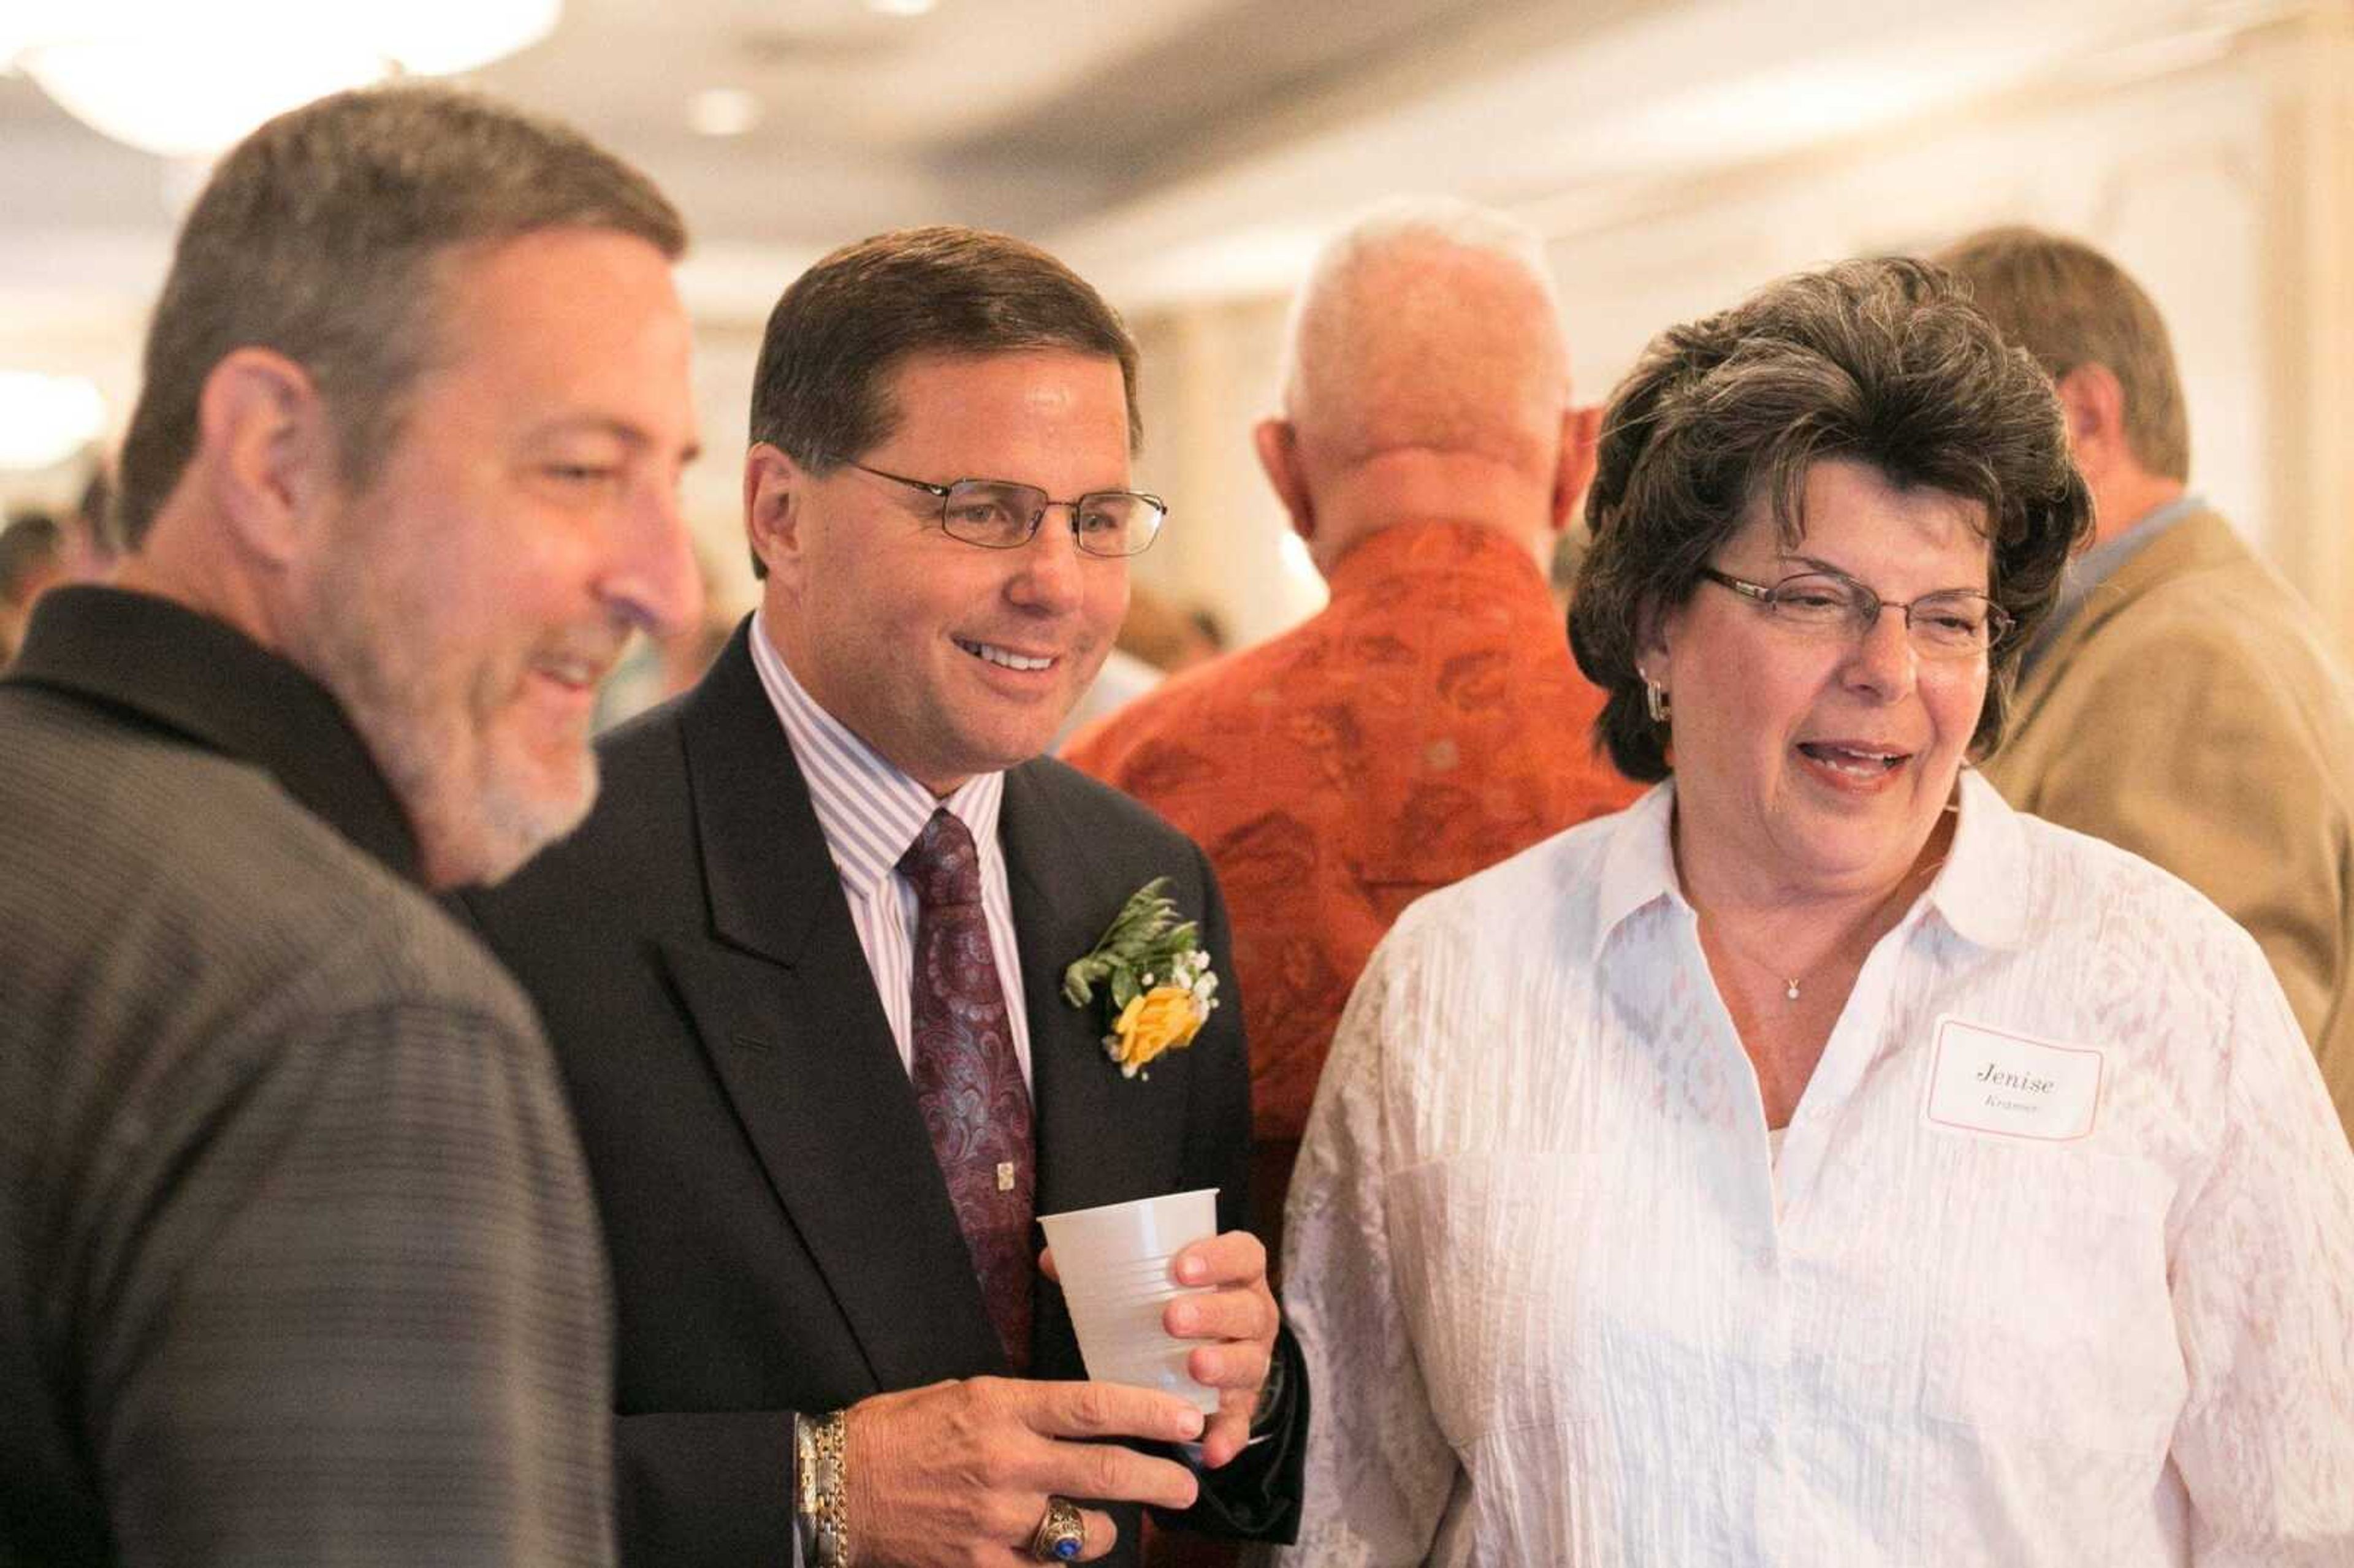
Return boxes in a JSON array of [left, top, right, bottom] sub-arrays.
[[115, 84, 685, 549], [1569, 256, 2091, 781], [744, 226, 1138, 577]]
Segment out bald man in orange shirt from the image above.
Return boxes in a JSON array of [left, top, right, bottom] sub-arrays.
[[1065, 198, 1640, 1252]]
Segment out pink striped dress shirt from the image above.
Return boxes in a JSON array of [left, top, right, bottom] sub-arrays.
[[747, 609, 1035, 1083]]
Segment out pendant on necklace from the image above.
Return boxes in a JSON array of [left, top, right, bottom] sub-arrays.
[[1783, 978, 1802, 1002]]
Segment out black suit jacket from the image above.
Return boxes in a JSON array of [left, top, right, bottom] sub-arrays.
[[465, 625, 1302, 1566]]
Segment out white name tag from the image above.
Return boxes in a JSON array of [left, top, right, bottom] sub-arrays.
[[1923, 1015, 2105, 1142]]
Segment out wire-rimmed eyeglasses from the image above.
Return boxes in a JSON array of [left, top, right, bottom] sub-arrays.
[[838, 459, 1167, 558], [1699, 566, 2013, 657]]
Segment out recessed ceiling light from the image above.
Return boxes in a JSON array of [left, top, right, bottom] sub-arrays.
[[865, 0, 935, 17], [688, 86, 762, 138]]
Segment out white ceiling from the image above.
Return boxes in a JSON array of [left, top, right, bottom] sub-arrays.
[[0, 0, 1563, 310], [0, 0, 2304, 451]]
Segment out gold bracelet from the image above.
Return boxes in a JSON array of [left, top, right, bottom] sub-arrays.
[[805, 1409, 852, 1566]]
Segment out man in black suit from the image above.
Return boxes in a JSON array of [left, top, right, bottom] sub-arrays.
[[467, 227, 1303, 1566]]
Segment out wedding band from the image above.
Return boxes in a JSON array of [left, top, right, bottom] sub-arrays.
[[1029, 1496, 1086, 1562]]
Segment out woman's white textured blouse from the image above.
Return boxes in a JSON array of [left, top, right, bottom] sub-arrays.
[[1274, 772, 2354, 1566]]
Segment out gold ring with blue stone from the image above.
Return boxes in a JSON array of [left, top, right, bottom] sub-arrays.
[[1029, 1496, 1086, 1562]]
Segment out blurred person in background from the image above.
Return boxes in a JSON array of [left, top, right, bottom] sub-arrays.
[[61, 465, 123, 582], [1061, 580, 1226, 740], [0, 85, 703, 1566], [1117, 583, 1224, 674], [0, 509, 67, 667], [1279, 257, 2354, 1563], [1940, 225, 2354, 1140], [594, 540, 742, 729], [1, 470, 131, 673], [1065, 196, 1640, 1257]]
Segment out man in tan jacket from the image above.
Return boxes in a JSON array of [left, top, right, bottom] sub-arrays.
[[1941, 226, 2354, 1139]]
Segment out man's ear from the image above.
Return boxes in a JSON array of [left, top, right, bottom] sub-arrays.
[[2052, 363, 2127, 476], [196, 347, 333, 565], [1550, 403, 1602, 532], [744, 443, 810, 588], [1252, 417, 1314, 543]]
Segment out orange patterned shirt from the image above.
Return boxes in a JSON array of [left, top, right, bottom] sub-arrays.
[[1064, 520, 1641, 1146]]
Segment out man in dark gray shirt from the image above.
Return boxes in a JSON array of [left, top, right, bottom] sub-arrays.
[[0, 86, 704, 1566]]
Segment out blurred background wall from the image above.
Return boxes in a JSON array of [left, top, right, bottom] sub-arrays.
[[4, 0, 2348, 658]]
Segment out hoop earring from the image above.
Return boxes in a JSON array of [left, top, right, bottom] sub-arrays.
[[1644, 676, 1671, 724]]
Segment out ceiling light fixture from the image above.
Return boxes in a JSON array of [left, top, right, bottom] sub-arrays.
[[688, 86, 763, 139], [864, 0, 937, 17], [2, 0, 563, 159]]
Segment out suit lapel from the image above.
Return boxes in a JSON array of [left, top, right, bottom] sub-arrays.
[[1004, 764, 1193, 1374], [665, 631, 1005, 1388]]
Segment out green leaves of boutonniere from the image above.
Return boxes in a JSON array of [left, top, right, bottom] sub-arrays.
[[1061, 877, 1221, 1078]]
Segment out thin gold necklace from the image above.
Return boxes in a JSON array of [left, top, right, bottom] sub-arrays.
[[1710, 928, 1827, 1003], [1708, 842, 1953, 1005]]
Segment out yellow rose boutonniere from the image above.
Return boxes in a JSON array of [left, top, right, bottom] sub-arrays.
[[1061, 878, 1221, 1079]]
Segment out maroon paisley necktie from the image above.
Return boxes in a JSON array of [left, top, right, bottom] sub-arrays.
[[898, 807, 1036, 1369]]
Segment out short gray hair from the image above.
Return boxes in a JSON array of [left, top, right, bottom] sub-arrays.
[[1276, 196, 1569, 465], [116, 84, 686, 549]]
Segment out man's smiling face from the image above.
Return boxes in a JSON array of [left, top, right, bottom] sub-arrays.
[[758, 349, 1132, 793], [292, 226, 701, 887]]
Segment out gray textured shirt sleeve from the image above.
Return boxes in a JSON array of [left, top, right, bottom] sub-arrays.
[[76, 998, 615, 1567], [3, 614, 618, 1566]]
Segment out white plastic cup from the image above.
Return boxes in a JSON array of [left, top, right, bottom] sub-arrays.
[[1038, 1187, 1221, 1414]]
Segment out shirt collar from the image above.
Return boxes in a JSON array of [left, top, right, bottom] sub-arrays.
[[747, 607, 1004, 893], [2017, 492, 2205, 681], [6, 585, 422, 883], [1921, 767, 2028, 952], [1586, 769, 2027, 962], [1322, 518, 1552, 604], [1591, 780, 1685, 960], [2071, 490, 2204, 599]]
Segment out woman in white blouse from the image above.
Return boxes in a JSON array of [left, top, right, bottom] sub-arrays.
[[1275, 258, 2354, 1566]]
